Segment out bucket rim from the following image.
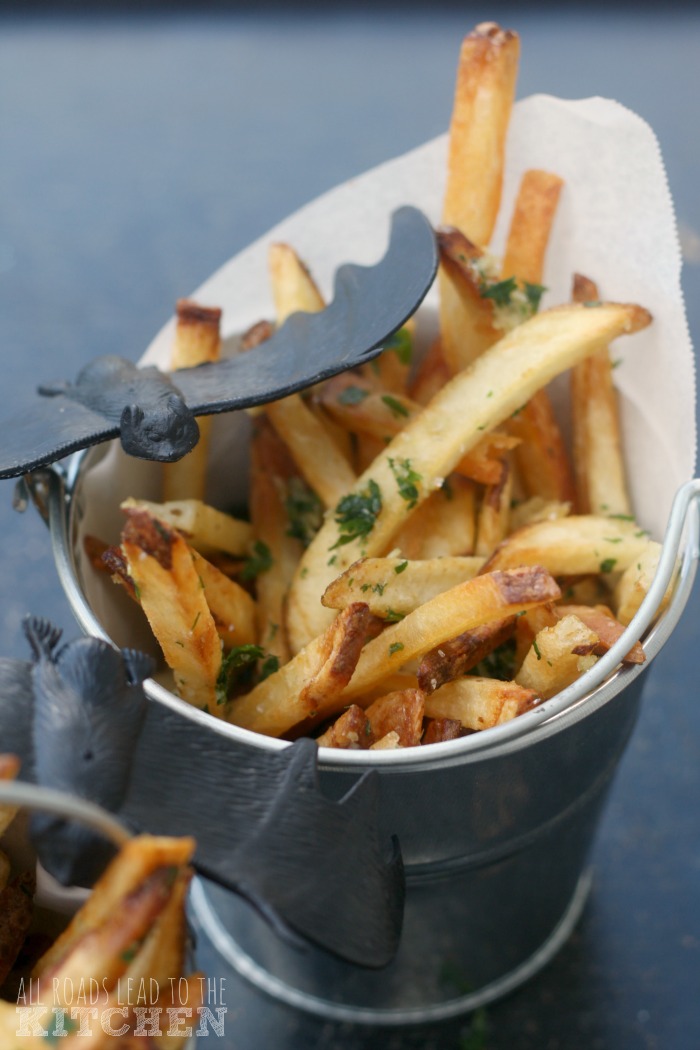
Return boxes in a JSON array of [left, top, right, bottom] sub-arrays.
[[43, 454, 700, 772]]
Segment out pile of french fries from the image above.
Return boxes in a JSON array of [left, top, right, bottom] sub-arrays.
[[93, 22, 669, 750], [0, 757, 200, 1048]]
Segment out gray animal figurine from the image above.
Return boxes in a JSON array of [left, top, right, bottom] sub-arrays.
[[0, 206, 437, 478], [0, 618, 405, 969]]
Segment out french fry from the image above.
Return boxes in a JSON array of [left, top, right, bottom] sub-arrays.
[[424, 677, 538, 730], [391, 476, 477, 558], [475, 454, 513, 557], [439, 23, 520, 374], [322, 554, 485, 619], [341, 566, 561, 705], [34, 836, 194, 977], [227, 603, 382, 737], [316, 704, 373, 749], [287, 301, 651, 652], [249, 418, 305, 661], [121, 509, 223, 716], [163, 299, 222, 502], [500, 170, 564, 285], [191, 549, 257, 648], [510, 496, 571, 530], [370, 731, 402, 751], [557, 604, 645, 664], [0, 851, 9, 893], [422, 718, 463, 745], [362, 320, 415, 394], [515, 614, 600, 699], [614, 539, 674, 626], [482, 514, 651, 577], [265, 243, 356, 507], [364, 688, 425, 748], [265, 393, 357, 508], [120, 497, 252, 558], [498, 169, 574, 504], [442, 23, 520, 247], [436, 227, 502, 371], [571, 273, 632, 516], [417, 617, 515, 694]]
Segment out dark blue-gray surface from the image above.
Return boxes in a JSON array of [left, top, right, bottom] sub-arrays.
[[1, 7, 698, 1048]]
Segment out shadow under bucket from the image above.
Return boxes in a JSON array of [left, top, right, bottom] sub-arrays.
[[33, 452, 700, 1038]]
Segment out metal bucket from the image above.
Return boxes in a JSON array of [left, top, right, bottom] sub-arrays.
[[29, 452, 700, 1040]]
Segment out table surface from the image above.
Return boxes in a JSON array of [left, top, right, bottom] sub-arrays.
[[1, 6, 698, 1048]]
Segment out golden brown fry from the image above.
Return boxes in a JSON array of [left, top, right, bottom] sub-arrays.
[[482, 514, 651, 577], [417, 617, 515, 694], [508, 391, 577, 503], [121, 497, 252, 558], [287, 301, 651, 652], [269, 242, 325, 319], [191, 549, 257, 649], [614, 539, 674, 626], [249, 419, 304, 661], [341, 566, 561, 704], [35, 836, 194, 977], [316, 704, 373, 749], [475, 454, 513, 557], [455, 431, 521, 486], [515, 614, 599, 699], [361, 319, 415, 394], [320, 374, 418, 442], [121, 509, 223, 715], [392, 476, 477, 558], [227, 604, 382, 737], [264, 243, 356, 506], [571, 274, 632, 516], [163, 299, 222, 503], [510, 496, 571, 530], [557, 604, 645, 665], [439, 22, 520, 374], [442, 22, 520, 245], [501, 169, 564, 286], [437, 227, 501, 371], [424, 677, 538, 730], [422, 718, 463, 745], [322, 554, 484, 619], [266, 395, 357, 509], [363, 689, 425, 747]]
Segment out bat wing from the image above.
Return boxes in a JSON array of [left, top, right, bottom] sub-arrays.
[[174, 205, 437, 415], [0, 390, 118, 480], [119, 705, 405, 969]]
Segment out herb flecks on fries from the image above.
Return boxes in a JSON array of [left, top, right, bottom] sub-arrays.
[[92, 21, 664, 748]]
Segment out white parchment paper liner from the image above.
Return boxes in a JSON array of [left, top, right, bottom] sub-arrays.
[[75, 94, 696, 655]]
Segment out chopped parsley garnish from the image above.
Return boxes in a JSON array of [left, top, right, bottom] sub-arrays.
[[241, 539, 273, 581], [600, 558, 618, 574], [384, 608, 405, 623], [388, 642, 405, 656], [384, 326, 413, 365], [330, 479, 382, 549], [215, 646, 281, 702], [389, 457, 422, 509], [259, 654, 280, 681], [607, 513, 635, 521], [478, 275, 547, 328], [338, 385, 370, 406], [285, 477, 323, 547], [479, 275, 518, 306], [582, 300, 602, 308], [533, 639, 542, 661], [381, 394, 410, 418], [604, 536, 623, 544], [469, 638, 517, 681], [394, 560, 409, 574]]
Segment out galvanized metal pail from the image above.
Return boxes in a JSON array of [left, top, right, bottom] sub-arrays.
[[26, 453, 700, 1041]]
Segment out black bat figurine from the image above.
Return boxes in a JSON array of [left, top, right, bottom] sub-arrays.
[[0, 206, 437, 479], [0, 618, 405, 970]]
